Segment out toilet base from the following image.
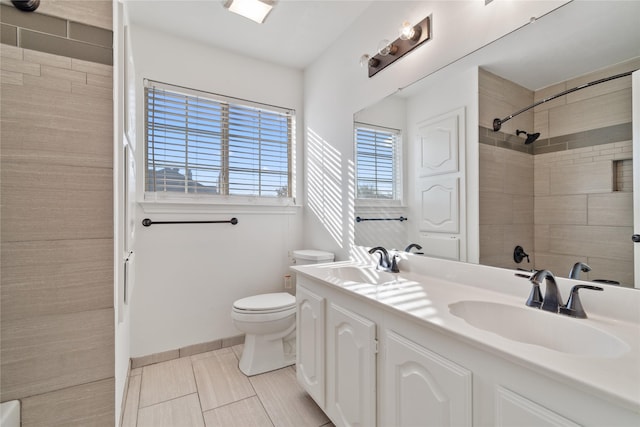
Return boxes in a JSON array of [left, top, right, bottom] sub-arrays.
[[238, 328, 296, 376]]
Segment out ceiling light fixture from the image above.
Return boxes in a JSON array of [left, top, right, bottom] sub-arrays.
[[223, 0, 274, 24]]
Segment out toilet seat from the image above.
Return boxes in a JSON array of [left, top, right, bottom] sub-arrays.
[[233, 292, 295, 314]]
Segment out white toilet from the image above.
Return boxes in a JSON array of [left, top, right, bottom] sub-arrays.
[[231, 249, 334, 376]]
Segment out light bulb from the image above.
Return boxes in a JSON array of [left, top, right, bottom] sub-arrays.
[[399, 21, 415, 40], [359, 54, 379, 68], [377, 39, 398, 56]]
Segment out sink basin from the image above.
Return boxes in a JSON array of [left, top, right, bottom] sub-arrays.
[[449, 300, 629, 358], [330, 266, 401, 285]]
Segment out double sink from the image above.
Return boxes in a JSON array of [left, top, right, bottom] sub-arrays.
[[327, 265, 630, 359]]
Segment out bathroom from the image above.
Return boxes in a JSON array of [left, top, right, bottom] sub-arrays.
[[1, 0, 639, 426]]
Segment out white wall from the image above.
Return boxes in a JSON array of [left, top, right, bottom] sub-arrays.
[[302, 0, 567, 261], [128, 25, 305, 357]]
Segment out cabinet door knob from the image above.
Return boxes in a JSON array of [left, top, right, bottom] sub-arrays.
[[633, 234, 640, 243]]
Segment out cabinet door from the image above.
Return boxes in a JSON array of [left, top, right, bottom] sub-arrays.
[[296, 285, 325, 408], [382, 330, 472, 427], [495, 387, 580, 427], [327, 303, 376, 427]]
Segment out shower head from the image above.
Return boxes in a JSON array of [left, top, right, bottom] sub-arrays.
[[516, 129, 541, 144]]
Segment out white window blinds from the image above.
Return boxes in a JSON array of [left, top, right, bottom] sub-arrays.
[[145, 81, 293, 199], [354, 123, 401, 200]]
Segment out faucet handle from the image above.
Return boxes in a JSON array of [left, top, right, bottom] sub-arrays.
[[526, 281, 543, 308], [515, 272, 542, 308], [559, 284, 603, 319], [390, 254, 400, 273], [513, 245, 530, 263]]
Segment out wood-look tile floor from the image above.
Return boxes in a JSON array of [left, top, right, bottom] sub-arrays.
[[121, 345, 333, 427]]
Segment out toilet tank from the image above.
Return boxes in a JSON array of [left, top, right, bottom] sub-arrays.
[[292, 249, 334, 266]]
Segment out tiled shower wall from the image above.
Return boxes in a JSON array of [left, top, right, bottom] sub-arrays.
[[0, 1, 114, 425], [479, 70, 535, 270], [531, 57, 638, 286], [479, 137, 534, 270], [479, 58, 638, 285], [533, 140, 633, 284]]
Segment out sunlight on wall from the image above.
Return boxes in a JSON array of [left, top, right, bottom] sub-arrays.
[[353, 211, 408, 251], [307, 127, 345, 247], [348, 158, 369, 263]]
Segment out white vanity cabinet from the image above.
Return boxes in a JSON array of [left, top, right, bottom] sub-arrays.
[[295, 272, 640, 427], [297, 279, 377, 427], [297, 276, 473, 427]]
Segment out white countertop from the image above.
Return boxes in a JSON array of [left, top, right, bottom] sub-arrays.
[[292, 257, 640, 413]]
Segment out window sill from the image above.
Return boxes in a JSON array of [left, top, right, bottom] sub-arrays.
[[140, 193, 301, 215], [355, 200, 405, 209]]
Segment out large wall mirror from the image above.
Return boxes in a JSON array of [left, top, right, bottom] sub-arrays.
[[354, 1, 640, 287]]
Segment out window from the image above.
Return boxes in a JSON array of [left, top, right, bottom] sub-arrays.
[[145, 80, 294, 201], [354, 123, 401, 202]]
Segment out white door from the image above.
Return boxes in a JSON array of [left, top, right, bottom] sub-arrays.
[[632, 70, 640, 288], [296, 285, 325, 408], [326, 303, 376, 427], [415, 107, 466, 261], [495, 387, 580, 427], [381, 330, 472, 427]]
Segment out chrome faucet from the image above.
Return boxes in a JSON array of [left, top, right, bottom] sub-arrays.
[[368, 246, 400, 273], [529, 269, 563, 313], [404, 243, 423, 254], [569, 262, 591, 279]]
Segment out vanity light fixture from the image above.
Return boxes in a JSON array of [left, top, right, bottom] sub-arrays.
[[366, 15, 431, 78], [223, 0, 274, 24]]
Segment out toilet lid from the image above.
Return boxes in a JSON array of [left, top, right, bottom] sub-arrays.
[[233, 292, 295, 312]]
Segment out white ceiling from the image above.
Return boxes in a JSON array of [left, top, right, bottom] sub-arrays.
[[124, 0, 374, 69], [124, 1, 640, 90], [475, 0, 640, 90]]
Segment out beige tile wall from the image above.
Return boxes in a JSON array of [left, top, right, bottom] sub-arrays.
[[0, 2, 112, 65], [0, 1, 114, 423], [479, 69, 536, 270], [479, 59, 635, 285], [534, 141, 633, 285], [479, 143, 535, 269], [534, 58, 640, 138], [479, 68, 534, 136]]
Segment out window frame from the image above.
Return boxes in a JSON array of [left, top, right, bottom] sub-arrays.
[[353, 121, 403, 207], [143, 80, 296, 208]]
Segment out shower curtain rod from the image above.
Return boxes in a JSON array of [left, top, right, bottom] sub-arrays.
[[493, 69, 637, 132]]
